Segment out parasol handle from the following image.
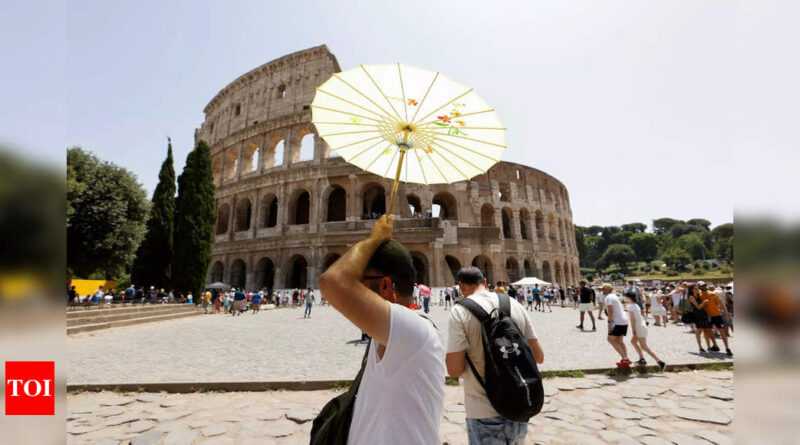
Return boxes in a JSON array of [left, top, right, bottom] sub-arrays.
[[388, 127, 410, 217]]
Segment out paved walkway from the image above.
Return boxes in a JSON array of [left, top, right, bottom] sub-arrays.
[[67, 304, 734, 384], [67, 369, 733, 445]]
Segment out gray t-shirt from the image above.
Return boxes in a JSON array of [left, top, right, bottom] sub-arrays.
[[305, 292, 314, 304], [446, 290, 538, 419]]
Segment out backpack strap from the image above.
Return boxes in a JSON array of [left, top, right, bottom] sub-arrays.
[[456, 298, 491, 324], [498, 292, 511, 318]]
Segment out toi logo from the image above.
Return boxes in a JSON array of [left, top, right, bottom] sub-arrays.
[[5, 361, 55, 415]]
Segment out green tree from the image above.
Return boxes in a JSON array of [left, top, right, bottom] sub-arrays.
[[711, 223, 734, 240], [653, 218, 683, 235], [677, 232, 709, 260], [629, 232, 659, 262], [131, 139, 176, 288], [669, 223, 707, 238], [585, 225, 603, 237], [172, 140, 215, 297], [662, 247, 691, 270], [711, 222, 734, 262], [621, 222, 647, 233], [66, 164, 86, 224], [598, 244, 636, 274], [574, 226, 588, 266], [687, 218, 712, 230], [610, 230, 633, 245], [67, 148, 149, 278]]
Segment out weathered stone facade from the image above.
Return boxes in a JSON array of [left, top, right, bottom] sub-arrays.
[[196, 45, 580, 290]]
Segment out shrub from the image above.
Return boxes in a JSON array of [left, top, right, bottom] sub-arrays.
[[701, 262, 710, 270], [652, 264, 660, 271], [666, 270, 679, 277], [720, 266, 732, 274], [692, 269, 705, 276], [586, 274, 594, 282]]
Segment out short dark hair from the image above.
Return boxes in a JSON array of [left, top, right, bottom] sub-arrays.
[[366, 240, 415, 298], [457, 267, 485, 285]]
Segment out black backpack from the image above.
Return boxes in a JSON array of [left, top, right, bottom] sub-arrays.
[[456, 293, 544, 421], [310, 340, 370, 445]]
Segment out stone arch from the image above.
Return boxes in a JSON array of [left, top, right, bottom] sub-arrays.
[[259, 193, 278, 228], [362, 183, 386, 217], [535, 210, 545, 240], [501, 206, 514, 238], [407, 194, 422, 216], [322, 253, 341, 272], [548, 213, 557, 241], [324, 186, 347, 222], [289, 189, 310, 225], [519, 208, 531, 240], [559, 219, 567, 248], [209, 261, 224, 283], [264, 134, 285, 169], [235, 198, 252, 232], [432, 192, 458, 220], [297, 128, 315, 163], [216, 203, 230, 235], [212, 156, 222, 183], [541, 260, 552, 283], [410, 251, 429, 285], [498, 183, 512, 202], [506, 257, 521, 283], [471, 255, 494, 284], [242, 142, 259, 173], [230, 259, 247, 289], [255, 257, 275, 291], [224, 147, 238, 180], [524, 259, 539, 278], [285, 254, 308, 289], [444, 255, 461, 283], [480, 203, 495, 226], [554, 260, 563, 285]]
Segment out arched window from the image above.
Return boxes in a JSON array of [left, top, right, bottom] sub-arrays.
[[277, 84, 286, 99], [519, 209, 530, 240], [524, 259, 538, 277], [255, 258, 275, 291], [286, 255, 308, 289], [362, 184, 386, 218], [299, 133, 314, 162], [501, 207, 513, 238], [432, 192, 457, 220], [291, 191, 310, 225], [506, 257, 520, 283], [535, 210, 544, 240], [444, 255, 461, 282], [235, 199, 252, 232], [498, 183, 511, 202], [541, 261, 552, 283], [407, 195, 422, 216], [411, 252, 428, 285], [471, 255, 493, 284], [326, 187, 346, 222], [209, 261, 224, 283], [216, 204, 230, 235], [259, 194, 278, 228], [230, 259, 246, 289]]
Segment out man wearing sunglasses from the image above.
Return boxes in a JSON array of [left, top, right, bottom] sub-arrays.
[[319, 214, 446, 444]]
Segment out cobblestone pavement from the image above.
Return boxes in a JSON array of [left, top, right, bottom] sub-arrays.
[[67, 369, 733, 445], [67, 304, 734, 384]]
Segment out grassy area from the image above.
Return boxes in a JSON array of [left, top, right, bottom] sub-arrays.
[[627, 270, 733, 281], [541, 370, 586, 379]]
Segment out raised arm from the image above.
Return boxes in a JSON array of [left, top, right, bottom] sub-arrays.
[[318, 215, 393, 346]]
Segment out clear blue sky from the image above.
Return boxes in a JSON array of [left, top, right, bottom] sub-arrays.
[[2, 0, 797, 228]]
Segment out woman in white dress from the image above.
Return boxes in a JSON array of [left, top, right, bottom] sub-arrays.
[[650, 287, 668, 326], [625, 292, 666, 372]]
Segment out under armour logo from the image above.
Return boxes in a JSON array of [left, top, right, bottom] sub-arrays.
[[500, 343, 521, 359]]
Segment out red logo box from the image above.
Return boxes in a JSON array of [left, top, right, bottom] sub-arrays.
[[5, 361, 55, 415]]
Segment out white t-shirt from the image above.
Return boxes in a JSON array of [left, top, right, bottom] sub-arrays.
[[596, 289, 606, 304], [670, 290, 683, 307], [650, 293, 663, 308], [605, 293, 629, 326], [627, 303, 646, 329], [446, 290, 538, 419], [348, 303, 445, 445]]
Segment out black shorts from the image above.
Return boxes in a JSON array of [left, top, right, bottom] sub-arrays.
[[445, 296, 451, 301], [609, 324, 628, 337], [694, 312, 712, 329], [710, 315, 725, 329]]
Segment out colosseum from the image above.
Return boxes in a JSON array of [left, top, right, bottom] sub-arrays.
[[196, 45, 580, 292]]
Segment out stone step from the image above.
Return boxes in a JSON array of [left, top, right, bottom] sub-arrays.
[[67, 310, 201, 335], [67, 306, 195, 327], [66, 303, 193, 320]]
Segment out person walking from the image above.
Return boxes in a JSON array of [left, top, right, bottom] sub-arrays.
[[422, 286, 431, 314], [446, 267, 544, 445], [650, 287, 668, 327], [526, 288, 534, 311], [213, 291, 221, 314], [203, 290, 211, 314], [576, 281, 597, 331], [596, 285, 606, 320], [625, 292, 666, 372], [318, 215, 445, 444], [303, 287, 314, 318], [232, 288, 246, 316], [603, 283, 631, 368], [444, 286, 452, 310], [687, 284, 717, 353], [251, 290, 262, 314], [698, 281, 733, 356]]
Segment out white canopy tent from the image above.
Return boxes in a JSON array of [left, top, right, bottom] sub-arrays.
[[511, 277, 551, 286]]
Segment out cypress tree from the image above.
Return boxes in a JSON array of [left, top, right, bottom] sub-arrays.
[[172, 140, 215, 297]]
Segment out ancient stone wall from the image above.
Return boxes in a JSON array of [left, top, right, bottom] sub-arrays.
[[198, 46, 580, 291]]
